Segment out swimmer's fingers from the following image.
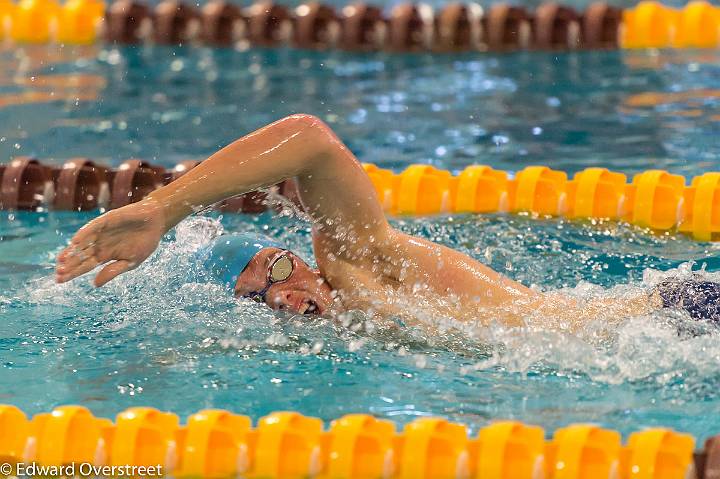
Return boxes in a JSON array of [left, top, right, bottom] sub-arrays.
[[56, 254, 101, 283], [56, 237, 100, 281], [57, 241, 96, 271], [56, 217, 107, 282], [94, 260, 135, 287]]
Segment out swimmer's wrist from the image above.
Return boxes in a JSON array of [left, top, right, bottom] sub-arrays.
[[147, 186, 214, 231], [142, 193, 184, 232]]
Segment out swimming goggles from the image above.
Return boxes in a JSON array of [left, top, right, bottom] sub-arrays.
[[245, 250, 295, 303]]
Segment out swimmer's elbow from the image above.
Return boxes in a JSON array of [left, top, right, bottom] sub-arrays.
[[280, 113, 332, 131], [282, 114, 346, 161], [284, 113, 328, 130]]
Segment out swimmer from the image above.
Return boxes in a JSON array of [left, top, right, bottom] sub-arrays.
[[55, 115, 719, 329]]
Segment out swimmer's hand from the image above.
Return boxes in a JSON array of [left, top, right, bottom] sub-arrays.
[[55, 199, 166, 286]]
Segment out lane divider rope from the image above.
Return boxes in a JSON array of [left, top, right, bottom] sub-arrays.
[[1, 157, 719, 241], [0, 404, 714, 478], [0, 0, 718, 51]]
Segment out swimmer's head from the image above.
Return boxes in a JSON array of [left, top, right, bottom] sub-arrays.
[[202, 233, 333, 315]]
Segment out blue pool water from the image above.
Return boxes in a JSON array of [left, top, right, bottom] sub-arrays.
[[2, 44, 720, 442]]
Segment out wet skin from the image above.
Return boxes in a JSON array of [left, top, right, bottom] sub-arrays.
[[235, 247, 334, 315], [56, 114, 656, 329]]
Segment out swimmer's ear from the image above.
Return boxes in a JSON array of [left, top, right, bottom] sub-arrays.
[[94, 260, 135, 287]]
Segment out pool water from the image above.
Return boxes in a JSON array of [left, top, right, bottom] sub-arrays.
[[2, 44, 720, 442]]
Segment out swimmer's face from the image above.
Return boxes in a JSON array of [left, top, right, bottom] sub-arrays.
[[234, 247, 334, 315]]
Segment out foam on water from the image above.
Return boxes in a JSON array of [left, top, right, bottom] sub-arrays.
[[3, 210, 719, 438], [2, 45, 720, 438]]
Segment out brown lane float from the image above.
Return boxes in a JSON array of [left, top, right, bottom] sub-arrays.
[[110, 159, 165, 209], [388, 3, 434, 51], [0, 157, 307, 214], [101, 0, 628, 52], [484, 3, 531, 50], [435, 2, 483, 51], [696, 452, 707, 479], [105, 0, 153, 44], [54, 159, 109, 211], [245, 1, 292, 46], [278, 178, 303, 210], [165, 160, 201, 184], [696, 435, 720, 479], [201, 0, 246, 47], [154, 0, 202, 45], [293, 2, 340, 49], [582, 1, 621, 49], [533, 2, 581, 49], [339, 2, 386, 51], [217, 194, 245, 213], [219, 179, 304, 213], [218, 191, 268, 213], [0, 157, 53, 211]]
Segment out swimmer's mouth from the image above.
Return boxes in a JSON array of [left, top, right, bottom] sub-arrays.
[[299, 301, 319, 315], [268, 297, 322, 315]]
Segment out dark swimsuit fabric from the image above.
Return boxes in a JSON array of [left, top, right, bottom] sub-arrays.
[[656, 278, 720, 325]]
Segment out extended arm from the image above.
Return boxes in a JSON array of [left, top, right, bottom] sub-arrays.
[[56, 114, 390, 286], [151, 114, 388, 238]]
